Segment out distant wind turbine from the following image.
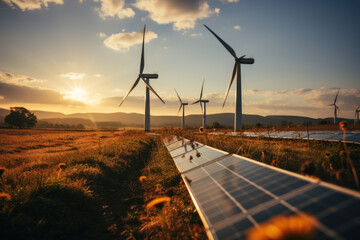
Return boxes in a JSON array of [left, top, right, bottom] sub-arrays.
[[354, 104, 360, 124], [328, 88, 340, 124], [175, 89, 188, 129], [192, 79, 209, 129], [204, 24, 254, 132], [119, 25, 165, 132]]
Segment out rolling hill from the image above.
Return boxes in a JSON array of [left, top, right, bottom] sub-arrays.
[[0, 108, 349, 129]]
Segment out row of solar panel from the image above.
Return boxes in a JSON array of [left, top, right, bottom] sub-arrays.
[[163, 136, 360, 240], [208, 130, 360, 144]]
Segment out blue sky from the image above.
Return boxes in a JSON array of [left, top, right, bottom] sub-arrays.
[[0, 0, 359, 119]]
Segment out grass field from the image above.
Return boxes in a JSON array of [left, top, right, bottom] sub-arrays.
[[0, 129, 206, 239]]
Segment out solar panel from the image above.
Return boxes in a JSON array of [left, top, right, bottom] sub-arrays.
[[345, 133, 360, 143], [241, 130, 360, 144], [164, 137, 360, 240]]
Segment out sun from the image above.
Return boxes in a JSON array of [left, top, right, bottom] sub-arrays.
[[66, 87, 87, 102]]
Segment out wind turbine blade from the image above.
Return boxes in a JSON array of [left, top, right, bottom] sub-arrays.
[[200, 101, 203, 113], [192, 100, 200, 105], [336, 105, 341, 113], [204, 24, 237, 59], [119, 77, 140, 107], [140, 25, 146, 74], [334, 88, 340, 104], [223, 62, 237, 107], [174, 88, 182, 104], [200, 79, 204, 100], [141, 77, 165, 104], [178, 104, 183, 114]]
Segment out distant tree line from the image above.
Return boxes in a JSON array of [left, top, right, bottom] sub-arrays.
[[36, 121, 85, 130]]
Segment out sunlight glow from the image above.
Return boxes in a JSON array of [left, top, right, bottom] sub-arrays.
[[65, 88, 87, 102]]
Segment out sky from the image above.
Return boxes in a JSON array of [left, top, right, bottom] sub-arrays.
[[0, 0, 359, 119]]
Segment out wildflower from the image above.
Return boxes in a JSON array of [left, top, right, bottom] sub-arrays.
[[199, 127, 204, 133], [271, 160, 279, 167], [146, 197, 171, 210], [300, 161, 316, 176], [193, 225, 203, 237], [247, 214, 317, 240], [339, 121, 348, 130], [139, 176, 147, 182], [0, 167, 5, 176], [0, 192, 11, 201], [339, 151, 345, 157], [58, 163, 67, 169]]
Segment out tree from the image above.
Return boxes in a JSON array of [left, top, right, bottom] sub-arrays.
[[5, 107, 37, 129]]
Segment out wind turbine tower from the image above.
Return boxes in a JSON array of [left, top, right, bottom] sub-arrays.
[[204, 25, 254, 132], [328, 88, 340, 124], [192, 79, 209, 129], [354, 105, 360, 124], [175, 89, 188, 129], [119, 25, 165, 131]]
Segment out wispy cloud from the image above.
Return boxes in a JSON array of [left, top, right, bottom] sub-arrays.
[[0, 71, 42, 86], [97, 32, 107, 38], [94, 0, 135, 19], [104, 29, 158, 52], [3, 0, 63, 11], [133, 0, 220, 31], [191, 33, 203, 38], [60, 72, 85, 80]]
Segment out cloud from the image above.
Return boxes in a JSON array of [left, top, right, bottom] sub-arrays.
[[60, 72, 85, 80], [190, 33, 203, 38], [0, 96, 4, 100], [94, 0, 135, 19], [134, 0, 220, 31], [3, 0, 63, 11], [104, 29, 158, 52], [0, 71, 42, 86], [244, 89, 260, 94], [233, 25, 240, 30], [0, 82, 84, 106], [97, 32, 107, 38]]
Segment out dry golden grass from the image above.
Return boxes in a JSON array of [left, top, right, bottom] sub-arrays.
[[0, 129, 145, 168], [0, 129, 205, 239]]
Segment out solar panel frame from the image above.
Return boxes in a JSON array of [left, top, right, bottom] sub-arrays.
[[164, 137, 360, 240]]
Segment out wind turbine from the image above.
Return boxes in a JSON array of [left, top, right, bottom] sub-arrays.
[[354, 104, 360, 124], [175, 89, 188, 129], [204, 24, 254, 132], [328, 88, 340, 124], [192, 79, 209, 129], [119, 25, 165, 132]]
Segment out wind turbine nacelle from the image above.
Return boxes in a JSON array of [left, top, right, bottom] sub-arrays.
[[141, 74, 158, 79], [240, 58, 255, 64], [183, 103, 189, 106], [201, 100, 209, 103]]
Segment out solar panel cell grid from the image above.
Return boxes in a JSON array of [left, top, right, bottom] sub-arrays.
[[164, 138, 360, 240]]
